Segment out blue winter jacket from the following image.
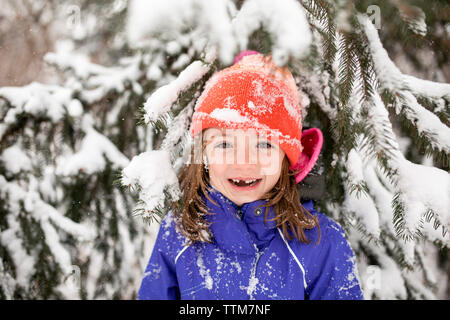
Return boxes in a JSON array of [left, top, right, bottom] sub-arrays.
[[138, 186, 364, 300]]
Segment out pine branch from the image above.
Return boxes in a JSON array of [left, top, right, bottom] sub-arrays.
[[360, 14, 450, 165], [392, 192, 414, 242], [357, 97, 401, 185], [340, 210, 381, 245], [299, 0, 337, 63], [143, 60, 212, 136], [330, 99, 356, 160], [134, 187, 179, 226], [348, 181, 370, 198], [336, 33, 357, 107], [396, 91, 450, 164], [351, 21, 377, 104], [390, 0, 427, 36]]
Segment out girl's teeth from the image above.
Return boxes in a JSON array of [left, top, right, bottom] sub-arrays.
[[232, 179, 255, 183], [229, 178, 260, 186]]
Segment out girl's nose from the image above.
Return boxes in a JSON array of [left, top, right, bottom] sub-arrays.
[[234, 140, 258, 165]]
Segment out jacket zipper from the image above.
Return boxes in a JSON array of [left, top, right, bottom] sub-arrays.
[[247, 245, 265, 300], [234, 204, 265, 299], [235, 208, 243, 220]]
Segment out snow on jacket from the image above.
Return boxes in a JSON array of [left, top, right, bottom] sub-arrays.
[[138, 186, 364, 300]]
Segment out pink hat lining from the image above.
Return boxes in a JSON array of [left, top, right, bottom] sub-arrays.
[[290, 128, 323, 183]]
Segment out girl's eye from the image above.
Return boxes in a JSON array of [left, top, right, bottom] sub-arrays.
[[215, 141, 232, 149], [213, 140, 273, 149], [257, 141, 273, 149]]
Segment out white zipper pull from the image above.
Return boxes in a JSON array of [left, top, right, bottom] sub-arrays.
[[246, 245, 266, 300]]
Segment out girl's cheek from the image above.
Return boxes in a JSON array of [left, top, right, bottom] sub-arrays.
[[208, 163, 228, 182], [258, 151, 283, 176], [207, 148, 235, 166]]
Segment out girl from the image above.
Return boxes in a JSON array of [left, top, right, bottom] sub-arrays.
[[138, 52, 363, 300]]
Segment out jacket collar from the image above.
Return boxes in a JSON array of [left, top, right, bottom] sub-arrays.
[[201, 185, 317, 254], [202, 185, 278, 254]]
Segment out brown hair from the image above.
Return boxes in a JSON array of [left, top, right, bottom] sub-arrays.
[[171, 133, 321, 245]]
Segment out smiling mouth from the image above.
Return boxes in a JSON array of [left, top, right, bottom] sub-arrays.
[[228, 178, 262, 187]]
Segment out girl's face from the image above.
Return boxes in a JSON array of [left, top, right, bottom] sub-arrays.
[[203, 127, 285, 206]]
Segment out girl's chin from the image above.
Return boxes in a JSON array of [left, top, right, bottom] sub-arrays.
[[228, 194, 259, 206]]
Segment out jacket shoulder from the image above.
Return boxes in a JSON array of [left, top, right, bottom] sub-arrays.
[[316, 211, 348, 242], [153, 210, 190, 261], [298, 200, 348, 246], [291, 204, 358, 277], [297, 207, 363, 299]]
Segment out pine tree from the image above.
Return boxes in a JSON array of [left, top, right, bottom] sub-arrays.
[[0, 0, 156, 299], [122, 0, 449, 299], [0, 0, 448, 300]]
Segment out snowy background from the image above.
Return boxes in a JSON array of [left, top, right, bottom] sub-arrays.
[[0, 0, 448, 299]]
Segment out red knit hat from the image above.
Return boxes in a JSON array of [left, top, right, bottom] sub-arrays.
[[190, 51, 323, 182]]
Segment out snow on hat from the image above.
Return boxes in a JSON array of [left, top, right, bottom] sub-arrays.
[[190, 50, 322, 182]]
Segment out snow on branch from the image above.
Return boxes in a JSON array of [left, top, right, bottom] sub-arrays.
[[56, 116, 130, 176], [45, 52, 144, 103], [360, 14, 450, 101], [121, 150, 181, 221], [0, 82, 71, 125], [127, 0, 313, 66], [356, 92, 449, 245], [360, 240, 408, 299], [143, 60, 210, 125], [159, 100, 195, 168], [0, 176, 95, 241], [394, 156, 449, 244], [44, 52, 110, 80], [344, 148, 381, 240], [233, 0, 312, 65], [0, 210, 35, 291], [362, 93, 403, 165], [0, 175, 95, 291], [359, 14, 450, 157], [398, 91, 450, 154], [127, 0, 236, 64], [396, 3, 427, 37]]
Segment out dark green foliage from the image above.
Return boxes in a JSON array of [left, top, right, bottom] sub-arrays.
[[247, 28, 274, 56], [299, 0, 338, 63]]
